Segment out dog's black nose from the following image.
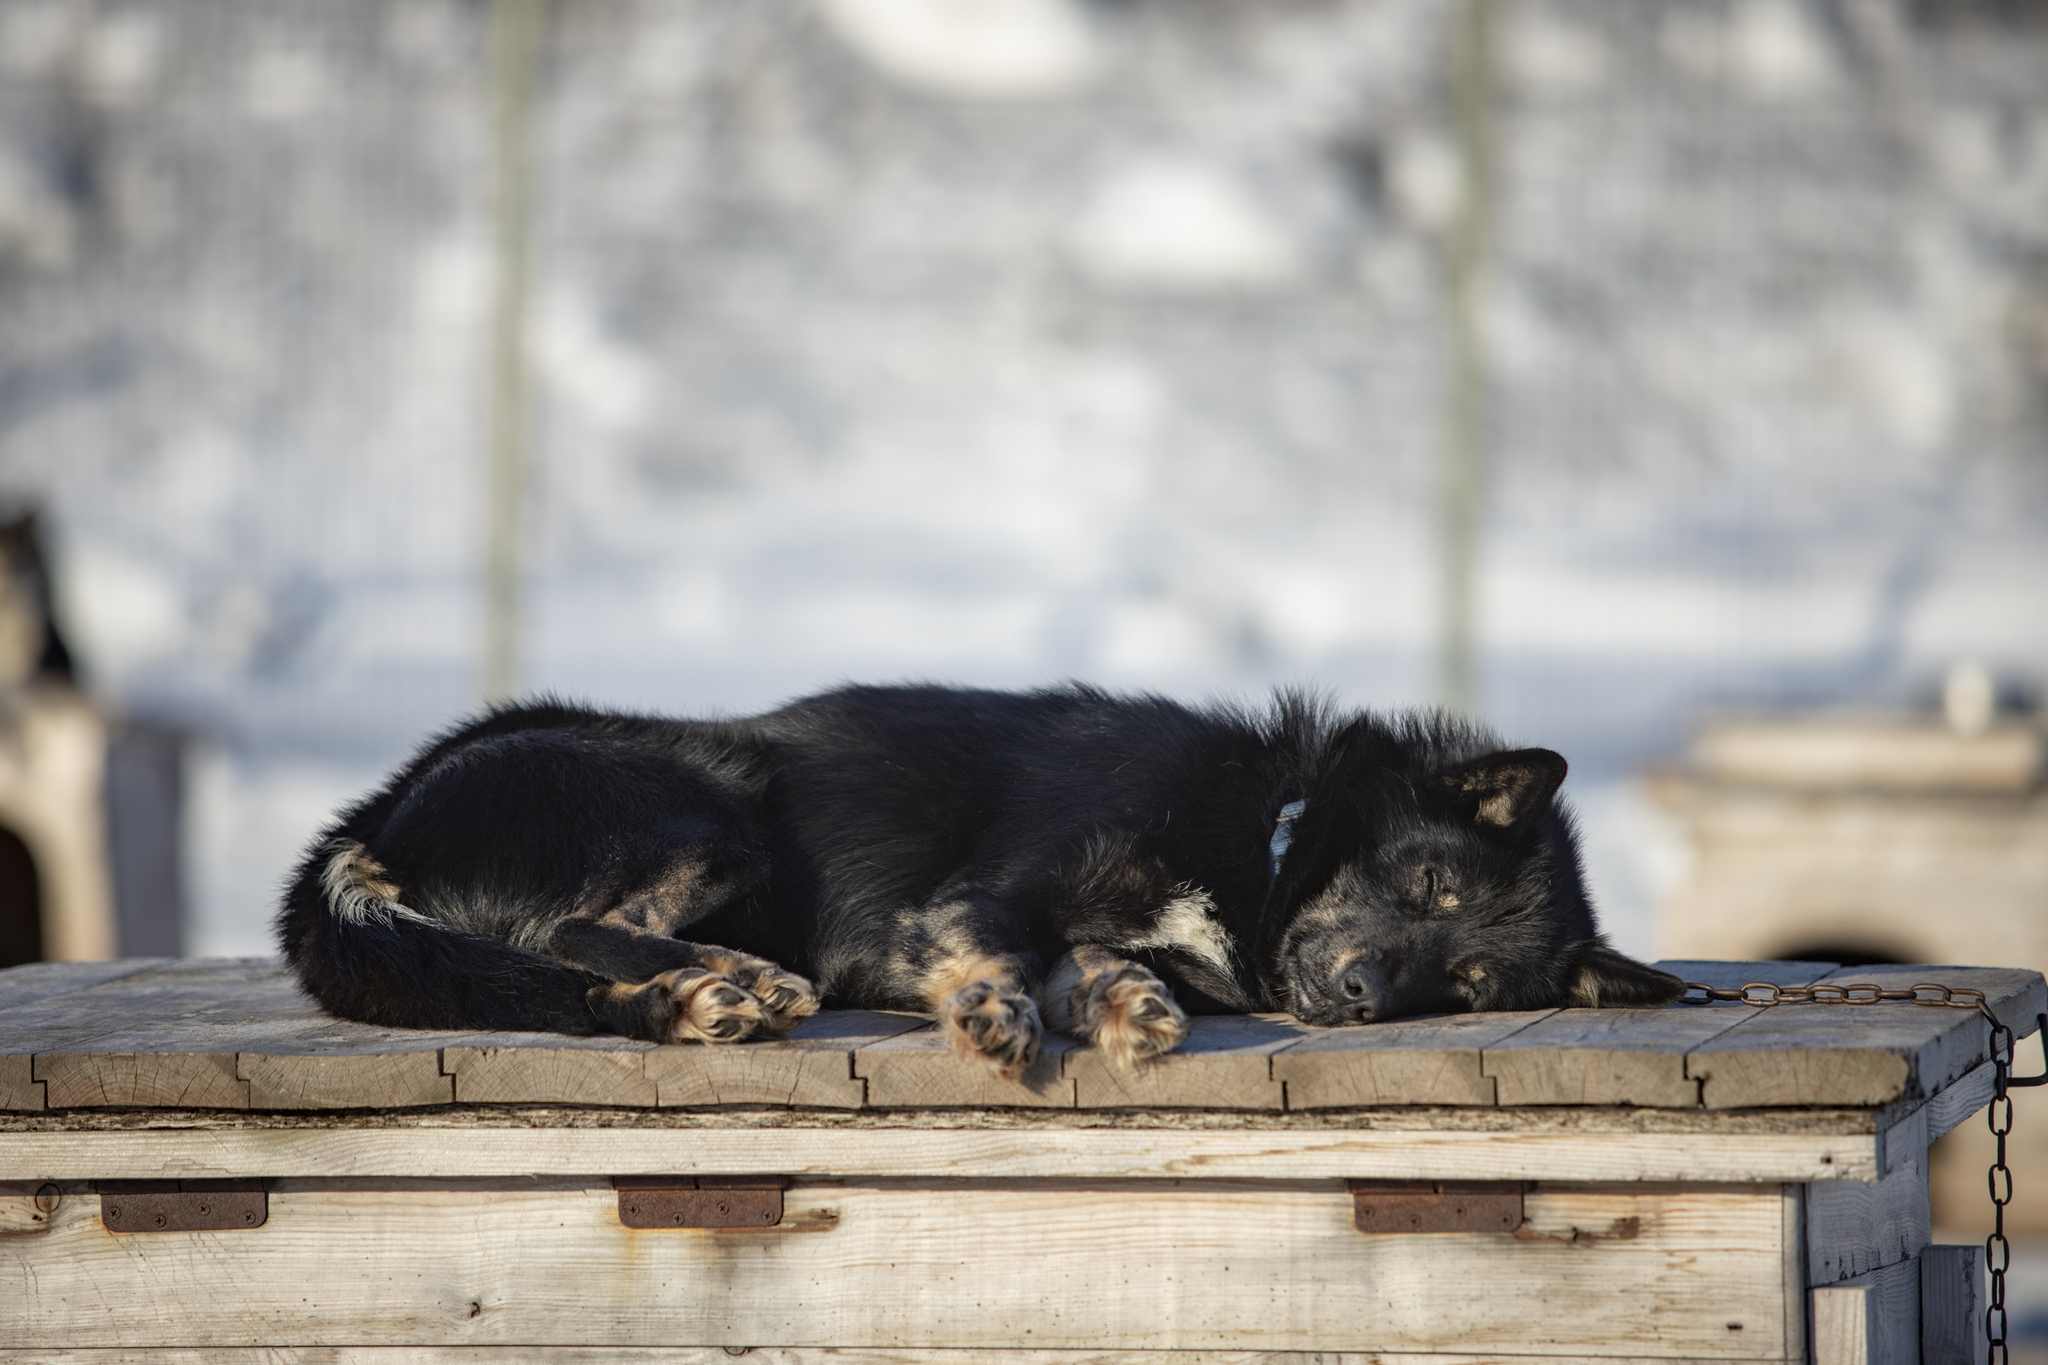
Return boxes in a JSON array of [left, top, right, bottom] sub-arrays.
[[1334, 963, 1385, 1023]]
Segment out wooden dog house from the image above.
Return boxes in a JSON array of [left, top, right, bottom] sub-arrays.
[[1653, 714, 2048, 1241], [0, 955, 2034, 1363], [0, 685, 118, 967]]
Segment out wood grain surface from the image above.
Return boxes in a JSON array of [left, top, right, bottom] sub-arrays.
[[0, 958, 2036, 1115], [1688, 965, 2046, 1108], [0, 1117, 1880, 1183], [0, 1352, 1819, 1364], [0, 1178, 1792, 1355]]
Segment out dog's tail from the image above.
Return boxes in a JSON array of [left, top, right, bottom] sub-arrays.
[[277, 836, 607, 1034]]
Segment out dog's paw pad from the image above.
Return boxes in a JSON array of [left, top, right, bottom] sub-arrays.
[[667, 972, 767, 1045], [738, 966, 822, 1034], [941, 980, 1042, 1080], [1079, 962, 1187, 1068]]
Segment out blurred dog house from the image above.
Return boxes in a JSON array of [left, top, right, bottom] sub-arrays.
[[1649, 678, 2047, 1236], [0, 515, 183, 969]]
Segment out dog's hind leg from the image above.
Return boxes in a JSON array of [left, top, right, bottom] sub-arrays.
[[549, 855, 820, 1043], [1040, 944, 1188, 1068]]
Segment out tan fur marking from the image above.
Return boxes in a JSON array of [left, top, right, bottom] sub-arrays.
[[1118, 889, 1235, 979], [1569, 963, 1606, 1008], [586, 858, 718, 935], [1475, 791, 1518, 826], [320, 840, 427, 926], [918, 951, 1026, 1011], [1287, 896, 1348, 936]]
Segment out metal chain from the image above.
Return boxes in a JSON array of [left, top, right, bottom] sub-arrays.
[[1990, 1018, 2013, 1364], [1680, 978, 2015, 1361]]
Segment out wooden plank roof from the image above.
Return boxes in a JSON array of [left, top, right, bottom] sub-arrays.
[[0, 957, 2038, 1115]]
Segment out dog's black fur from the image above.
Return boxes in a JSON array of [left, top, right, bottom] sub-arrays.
[[278, 684, 1682, 1076]]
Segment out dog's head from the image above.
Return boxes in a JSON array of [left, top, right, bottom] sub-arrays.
[[1264, 724, 1682, 1025]]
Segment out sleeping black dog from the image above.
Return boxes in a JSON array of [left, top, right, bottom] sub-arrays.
[[278, 684, 1682, 1078]]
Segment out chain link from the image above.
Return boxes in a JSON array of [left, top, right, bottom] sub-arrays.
[[1678, 979, 1993, 1011], [1681, 978, 2014, 1361], [1990, 1020, 2013, 1365]]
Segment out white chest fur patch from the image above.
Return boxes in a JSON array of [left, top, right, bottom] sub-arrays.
[[1119, 888, 1236, 977]]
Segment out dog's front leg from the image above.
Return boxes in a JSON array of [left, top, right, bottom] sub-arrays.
[[929, 956, 1043, 1080], [1040, 944, 1189, 1068], [887, 903, 1045, 1080]]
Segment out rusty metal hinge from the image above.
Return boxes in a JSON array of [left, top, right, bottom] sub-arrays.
[[614, 1176, 785, 1229], [97, 1180, 267, 1233], [1349, 1180, 1523, 1234]]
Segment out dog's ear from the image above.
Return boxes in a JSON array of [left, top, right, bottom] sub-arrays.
[[1440, 748, 1568, 832], [1562, 940, 1685, 1008]]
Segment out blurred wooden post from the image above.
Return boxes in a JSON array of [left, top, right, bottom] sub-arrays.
[[1433, 0, 1496, 717], [481, 0, 546, 705]]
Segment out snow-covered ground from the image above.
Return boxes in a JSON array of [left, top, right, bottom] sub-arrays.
[[2, 0, 2045, 956]]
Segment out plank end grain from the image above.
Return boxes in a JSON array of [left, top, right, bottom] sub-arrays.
[[0, 1053, 42, 1111], [444, 1040, 657, 1107], [854, 1026, 1078, 1109], [1272, 1011, 1552, 1108], [36, 1051, 250, 1109], [1068, 1014, 1302, 1110], [239, 1051, 452, 1110], [651, 1010, 929, 1108]]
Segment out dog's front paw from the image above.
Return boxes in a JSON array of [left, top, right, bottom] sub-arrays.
[[1072, 961, 1187, 1068], [940, 979, 1042, 1080], [728, 962, 822, 1035], [662, 970, 769, 1044]]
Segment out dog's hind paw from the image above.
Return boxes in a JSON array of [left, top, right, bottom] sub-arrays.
[[666, 971, 770, 1044], [1073, 961, 1188, 1068], [727, 962, 822, 1035], [940, 979, 1042, 1080], [588, 970, 768, 1044]]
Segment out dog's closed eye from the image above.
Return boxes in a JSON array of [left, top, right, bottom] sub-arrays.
[[1404, 865, 1460, 916]]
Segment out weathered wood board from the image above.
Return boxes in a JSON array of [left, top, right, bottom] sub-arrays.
[[0, 1179, 1792, 1356], [0, 959, 2017, 1363], [1066, 1012, 1304, 1109], [1480, 961, 1844, 1108], [0, 1353, 1829, 1364], [0, 1110, 1885, 1183], [1689, 965, 2046, 1108], [0, 958, 2037, 1116], [0, 1353, 1833, 1365]]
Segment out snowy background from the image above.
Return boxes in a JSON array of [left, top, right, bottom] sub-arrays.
[[1, 0, 2045, 957]]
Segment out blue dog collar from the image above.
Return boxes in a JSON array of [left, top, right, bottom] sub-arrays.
[[1267, 800, 1307, 883]]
